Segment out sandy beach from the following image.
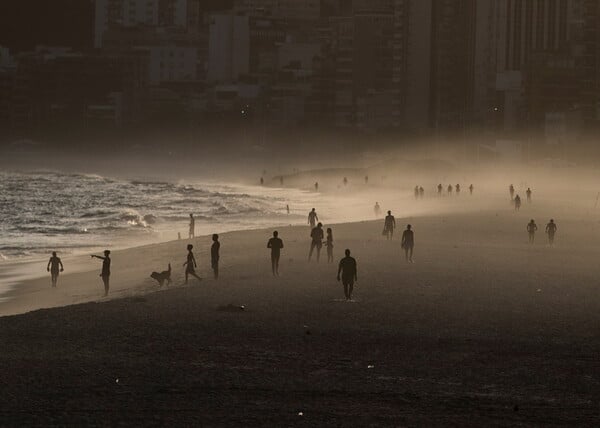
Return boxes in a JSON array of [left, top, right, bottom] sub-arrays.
[[1, 190, 600, 425]]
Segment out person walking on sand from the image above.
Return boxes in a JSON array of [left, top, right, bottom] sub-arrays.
[[456, 184, 461, 195], [401, 225, 415, 263], [211, 234, 220, 279], [546, 219, 557, 246], [267, 231, 284, 276], [419, 186, 425, 199], [315, 182, 319, 191], [308, 208, 319, 228], [514, 195, 522, 211], [438, 184, 443, 196], [527, 219, 538, 244], [374, 202, 381, 218], [260, 177, 264, 186], [91, 250, 111, 296], [183, 244, 202, 284], [526, 187, 532, 203], [509, 184, 515, 200], [447, 184, 453, 195], [383, 210, 396, 240], [337, 249, 358, 301], [286, 204, 290, 215], [309, 222, 325, 262], [325, 227, 334, 263], [469, 184, 474, 195], [47, 251, 64, 287], [414, 186, 420, 199], [189, 213, 195, 239]]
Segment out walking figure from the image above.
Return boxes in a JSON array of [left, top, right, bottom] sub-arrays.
[[546, 219, 557, 246], [456, 184, 461, 195], [211, 234, 220, 279], [469, 184, 474, 195], [183, 244, 202, 284], [260, 177, 264, 185], [419, 186, 425, 198], [509, 184, 515, 200], [309, 222, 324, 262], [47, 251, 64, 287], [374, 202, 381, 218], [414, 186, 420, 199], [401, 225, 415, 263], [308, 208, 319, 228], [438, 184, 443, 195], [527, 219, 538, 244], [526, 188, 532, 203], [383, 211, 396, 240], [514, 195, 522, 211], [286, 204, 290, 215], [267, 231, 284, 276], [314, 182, 319, 191], [189, 213, 195, 239], [91, 250, 111, 296], [337, 249, 358, 301], [326, 227, 334, 263], [447, 184, 453, 195]]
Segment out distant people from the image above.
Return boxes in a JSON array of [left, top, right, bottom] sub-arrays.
[[509, 184, 515, 200], [546, 219, 557, 246], [419, 186, 425, 198], [308, 208, 319, 228], [286, 204, 290, 215], [189, 213, 195, 239], [447, 184, 453, 195], [383, 210, 396, 240], [47, 251, 64, 287], [401, 225, 415, 263], [309, 222, 325, 262], [337, 249, 358, 301], [374, 202, 382, 217], [527, 219, 538, 244], [437, 184, 443, 196], [260, 177, 264, 186], [414, 186, 420, 199], [91, 250, 111, 296], [514, 195, 522, 211], [314, 182, 319, 191], [526, 188, 532, 203], [456, 184, 461, 195], [469, 184, 474, 195], [343, 177, 348, 186], [183, 244, 202, 284], [326, 227, 334, 263], [211, 234, 220, 279], [267, 231, 284, 276]]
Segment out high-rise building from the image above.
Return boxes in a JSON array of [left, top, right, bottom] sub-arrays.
[[207, 14, 250, 83]]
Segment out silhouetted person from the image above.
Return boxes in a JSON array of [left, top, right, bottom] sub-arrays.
[[514, 195, 522, 211], [326, 227, 334, 263], [211, 234, 220, 279], [438, 184, 443, 195], [526, 188, 532, 203], [469, 184, 474, 195], [343, 177, 348, 186], [286, 204, 290, 215], [337, 249, 358, 301], [47, 251, 64, 287], [419, 186, 425, 198], [308, 208, 319, 228], [384, 211, 396, 240], [365, 175, 369, 184], [374, 202, 381, 217], [527, 219, 538, 244], [260, 177, 264, 185], [315, 182, 319, 191], [91, 250, 111, 296], [189, 213, 195, 239], [509, 184, 515, 200], [401, 225, 415, 263], [456, 184, 461, 195], [267, 231, 284, 276], [414, 186, 420, 199], [546, 219, 557, 246], [309, 222, 324, 262], [183, 244, 201, 284], [447, 184, 453, 195]]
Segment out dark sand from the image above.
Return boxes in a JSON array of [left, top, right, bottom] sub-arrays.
[[1, 202, 600, 426]]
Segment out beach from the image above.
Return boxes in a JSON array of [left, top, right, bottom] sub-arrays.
[[1, 195, 600, 425]]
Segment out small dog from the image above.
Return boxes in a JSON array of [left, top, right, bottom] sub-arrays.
[[150, 263, 172, 286]]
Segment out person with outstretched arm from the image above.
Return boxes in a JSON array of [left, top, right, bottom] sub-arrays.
[[91, 250, 111, 296], [337, 249, 358, 301], [47, 251, 64, 287]]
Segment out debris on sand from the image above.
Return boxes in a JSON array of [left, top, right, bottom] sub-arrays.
[[217, 304, 246, 312]]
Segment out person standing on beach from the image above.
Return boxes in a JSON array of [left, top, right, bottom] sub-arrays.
[[419, 186, 425, 198], [527, 219, 538, 244], [337, 249, 358, 301], [546, 219, 557, 246], [514, 195, 522, 211], [183, 244, 202, 284], [401, 225, 415, 263], [47, 251, 64, 287], [286, 204, 290, 215], [211, 234, 220, 279], [414, 186, 420, 199], [383, 211, 396, 240], [189, 213, 195, 239], [309, 222, 325, 262], [308, 208, 319, 228], [447, 184, 453, 195], [91, 250, 111, 296], [374, 202, 381, 218], [469, 184, 474, 195], [438, 184, 443, 196], [526, 188, 532, 203], [325, 227, 334, 263], [315, 182, 319, 191], [509, 184, 515, 200], [456, 184, 461, 195], [267, 231, 284, 276]]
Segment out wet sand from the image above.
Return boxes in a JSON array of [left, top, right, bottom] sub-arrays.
[[1, 199, 600, 425]]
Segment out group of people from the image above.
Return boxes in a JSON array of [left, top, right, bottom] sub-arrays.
[[510, 185, 533, 210], [527, 219, 558, 245]]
